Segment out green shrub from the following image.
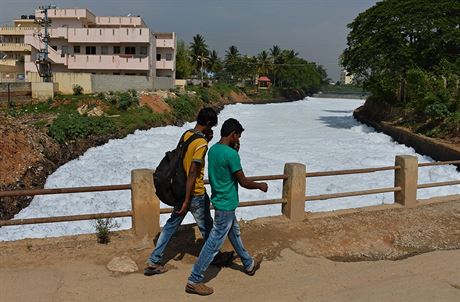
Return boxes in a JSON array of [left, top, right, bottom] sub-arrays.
[[425, 103, 450, 120], [127, 89, 138, 97], [93, 218, 120, 244], [48, 113, 116, 143], [165, 95, 201, 121], [118, 92, 139, 111], [72, 84, 84, 95]]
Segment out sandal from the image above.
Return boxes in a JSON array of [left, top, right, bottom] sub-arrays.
[[144, 263, 168, 276]]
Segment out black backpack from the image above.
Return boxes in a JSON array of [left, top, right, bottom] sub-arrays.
[[153, 131, 204, 207]]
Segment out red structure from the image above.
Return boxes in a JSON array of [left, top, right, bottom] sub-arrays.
[[257, 76, 271, 91]]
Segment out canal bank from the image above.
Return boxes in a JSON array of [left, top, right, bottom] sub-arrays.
[[353, 100, 460, 167]]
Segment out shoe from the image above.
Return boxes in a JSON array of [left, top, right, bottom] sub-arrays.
[[245, 254, 263, 276], [185, 282, 214, 296], [143, 263, 168, 276], [211, 251, 235, 267]]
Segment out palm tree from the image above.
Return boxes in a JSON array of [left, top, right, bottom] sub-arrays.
[[270, 45, 282, 86], [257, 50, 271, 76], [207, 50, 222, 75], [189, 34, 209, 86], [225, 45, 240, 81]]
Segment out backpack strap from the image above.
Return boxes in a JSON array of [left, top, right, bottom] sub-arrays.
[[177, 130, 205, 153]]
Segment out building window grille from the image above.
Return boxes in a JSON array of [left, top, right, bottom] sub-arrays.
[[74, 45, 80, 53], [166, 53, 172, 61], [125, 46, 136, 55], [101, 46, 108, 54], [140, 46, 148, 56], [113, 46, 120, 54], [156, 54, 161, 61], [86, 46, 96, 55]]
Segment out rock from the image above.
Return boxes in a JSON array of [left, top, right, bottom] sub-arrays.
[[106, 256, 138, 273]]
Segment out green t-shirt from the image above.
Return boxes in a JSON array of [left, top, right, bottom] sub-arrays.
[[208, 143, 242, 211]]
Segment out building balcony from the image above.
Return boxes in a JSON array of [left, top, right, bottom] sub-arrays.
[[0, 43, 32, 52], [156, 38, 174, 48], [0, 26, 36, 35], [156, 60, 174, 70], [64, 27, 150, 43], [67, 54, 150, 70]]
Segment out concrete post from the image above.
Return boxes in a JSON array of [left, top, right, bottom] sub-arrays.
[[131, 169, 160, 238], [394, 155, 418, 208], [282, 163, 306, 221]]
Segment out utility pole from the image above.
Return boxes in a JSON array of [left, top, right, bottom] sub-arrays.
[[34, 5, 55, 82]]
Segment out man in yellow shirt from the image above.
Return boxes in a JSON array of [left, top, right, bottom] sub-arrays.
[[145, 107, 231, 275]]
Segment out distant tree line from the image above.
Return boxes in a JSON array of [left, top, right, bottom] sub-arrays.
[[176, 34, 329, 95]]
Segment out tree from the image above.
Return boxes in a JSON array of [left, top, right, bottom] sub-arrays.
[[341, 0, 460, 102], [207, 50, 222, 76], [175, 40, 193, 79], [224, 45, 241, 81], [269, 45, 282, 86], [257, 50, 271, 76], [190, 34, 209, 86]]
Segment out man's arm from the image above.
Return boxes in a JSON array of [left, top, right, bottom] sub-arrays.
[[233, 170, 268, 192], [176, 162, 201, 216]]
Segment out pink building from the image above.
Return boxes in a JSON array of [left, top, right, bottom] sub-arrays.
[[0, 8, 176, 89]]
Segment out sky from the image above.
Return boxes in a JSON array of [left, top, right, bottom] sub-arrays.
[[0, 0, 378, 81]]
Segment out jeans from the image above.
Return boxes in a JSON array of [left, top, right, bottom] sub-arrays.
[[188, 209, 253, 284], [147, 194, 213, 265]]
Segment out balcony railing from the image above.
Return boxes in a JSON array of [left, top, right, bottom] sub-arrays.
[[35, 8, 96, 23], [68, 54, 150, 70], [0, 43, 32, 52], [96, 16, 144, 27], [66, 28, 150, 43], [156, 39, 175, 48], [0, 27, 36, 35], [156, 59, 174, 70]]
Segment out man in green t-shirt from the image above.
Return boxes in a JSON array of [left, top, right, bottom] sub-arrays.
[[186, 118, 268, 296]]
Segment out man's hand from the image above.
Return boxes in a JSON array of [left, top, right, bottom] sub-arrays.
[[258, 182, 268, 192], [176, 201, 189, 216]]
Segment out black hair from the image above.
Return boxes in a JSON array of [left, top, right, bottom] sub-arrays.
[[221, 118, 244, 137], [196, 107, 218, 127]]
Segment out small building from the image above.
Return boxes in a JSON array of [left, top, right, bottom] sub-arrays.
[[340, 69, 354, 85], [257, 76, 271, 91]]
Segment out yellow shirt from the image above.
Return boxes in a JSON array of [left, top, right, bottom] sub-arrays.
[[182, 130, 208, 196]]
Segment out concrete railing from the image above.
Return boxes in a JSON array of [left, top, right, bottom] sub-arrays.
[[0, 156, 459, 239], [67, 28, 150, 43], [0, 43, 32, 52], [68, 54, 149, 70], [156, 38, 175, 48], [156, 59, 174, 70]]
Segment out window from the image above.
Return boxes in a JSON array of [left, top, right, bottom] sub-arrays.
[[61, 46, 68, 57], [156, 53, 161, 61], [113, 46, 120, 54], [101, 46, 108, 54], [140, 46, 148, 56], [166, 53, 172, 61], [86, 46, 96, 55], [125, 46, 136, 55], [74, 45, 80, 53]]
